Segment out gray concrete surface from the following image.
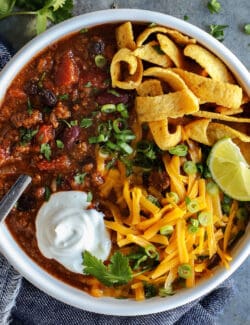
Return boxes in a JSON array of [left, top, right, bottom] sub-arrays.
[[0, 0, 249, 324]]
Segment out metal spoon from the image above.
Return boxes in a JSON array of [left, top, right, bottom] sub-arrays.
[[0, 174, 32, 223]]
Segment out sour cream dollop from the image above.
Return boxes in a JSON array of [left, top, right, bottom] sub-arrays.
[[35, 191, 111, 273]]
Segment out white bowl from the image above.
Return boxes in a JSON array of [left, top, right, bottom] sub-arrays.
[[0, 9, 249, 316]]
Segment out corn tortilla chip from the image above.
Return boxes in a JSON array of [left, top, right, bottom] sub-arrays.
[[143, 67, 187, 91], [157, 34, 184, 68], [149, 120, 182, 150], [184, 44, 235, 83], [207, 122, 250, 144], [135, 89, 199, 122], [215, 106, 243, 115], [110, 48, 143, 89], [136, 26, 196, 47], [136, 79, 164, 96], [116, 22, 136, 50], [133, 41, 173, 67], [184, 119, 211, 145], [193, 110, 250, 123], [172, 68, 242, 109]]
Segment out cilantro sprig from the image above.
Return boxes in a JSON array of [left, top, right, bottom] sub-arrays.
[[0, 0, 73, 34], [207, 0, 221, 14], [209, 24, 228, 41], [83, 251, 132, 287]]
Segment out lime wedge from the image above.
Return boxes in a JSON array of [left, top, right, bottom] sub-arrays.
[[207, 138, 250, 201]]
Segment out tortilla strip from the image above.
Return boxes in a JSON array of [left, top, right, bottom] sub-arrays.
[[135, 89, 199, 122], [172, 68, 242, 109], [110, 48, 143, 89], [116, 21, 136, 50], [136, 79, 182, 149], [184, 44, 235, 83], [143, 67, 187, 91], [133, 41, 173, 67], [149, 119, 182, 149], [192, 110, 250, 123], [184, 119, 211, 145], [136, 26, 196, 47], [136, 79, 164, 96], [215, 106, 243, 115], [157, 34, 184, 68], [207, 122, 250, 144]]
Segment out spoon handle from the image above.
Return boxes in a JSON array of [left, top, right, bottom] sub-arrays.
[[0, 175, 32, 223]]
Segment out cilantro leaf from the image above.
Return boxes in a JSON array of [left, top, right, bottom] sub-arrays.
[[244, 24, 250, 35], [209, 24, 228, 41], [207, 0, 221, 14], [40, 143, 52, 160], [0, 0, 73, 35], [0, 0, 16, 16], [83, 251, 132, 287]]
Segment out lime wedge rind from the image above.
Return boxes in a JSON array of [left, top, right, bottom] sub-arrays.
[[208, 138, 250, 202]]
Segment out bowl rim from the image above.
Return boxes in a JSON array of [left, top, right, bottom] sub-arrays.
[[0, 8, 249, 316]]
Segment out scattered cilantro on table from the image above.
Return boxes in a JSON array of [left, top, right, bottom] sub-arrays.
[[244, 24, 250, 35], [207, 0, 221, 14], [0, 0, 73, 34], [82, 251, 132, 287], [209, 24, 228, 41]]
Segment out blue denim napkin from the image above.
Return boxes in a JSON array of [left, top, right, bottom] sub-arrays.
[[0, 40, 235, 325]]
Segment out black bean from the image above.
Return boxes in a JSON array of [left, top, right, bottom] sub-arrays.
[[24, 81, 39, 95], [17, 194, 36, 211], [39, 88, 58, 107], [89, 38, 105, 55], [62, 125, 80, 150]]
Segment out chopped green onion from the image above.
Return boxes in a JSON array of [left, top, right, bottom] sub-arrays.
[[27, 97, 33, 115], [222, 204, 231, 215], [168, 144, 188, 157], [198, 211, 212, 226], [106, 141, 120, 151], [95, 54, 107, 68], [113, 118, 128, 133], [209, 24, 228, 42], [188, 218, 199, 233], [236, 207, 248, 221], [186, 198, 199, 213], [166, 191, 180, 204], [183, 15, 189, 21], [115, 131, 136, 142], [183, 161, 197, 175], [117, 141, 133, 155], [80, 118, 93, 128], [74, 172, 87, 184], [116, 103, 129, 118], [137, 141, 157, 160], [56, 139, 64, 149], [178, 263, 192, 279], [44, 186, 51, 201], [206, 181, 219, 196], [145, 245, 159, 259], [88, 134, 108, 144], [147, 195, 161, 208], [58, 93, 69, 100], [160, 225, 174, 236], [196, 163, 204, 175], [159, 286, 175, 297], [107, 89, 120, 97], [87, 191, 93, 202], [80, 28, 88, 33], [101, 103, 116, 113]]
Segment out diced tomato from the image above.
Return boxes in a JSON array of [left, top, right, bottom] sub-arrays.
[[36, 155, 71, 171], [36, 125, 54, 144], [55, 50, 79, 87]]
